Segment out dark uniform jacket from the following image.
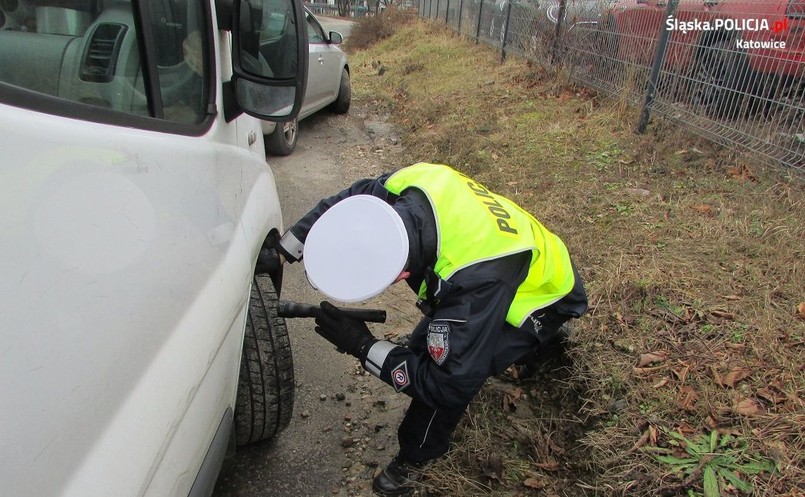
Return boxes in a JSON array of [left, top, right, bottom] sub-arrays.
[[278, 174, 587, 413]]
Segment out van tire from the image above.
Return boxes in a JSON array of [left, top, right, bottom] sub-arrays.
[[330, 68, 351, 114], [234, 275, 294, 446], [266, 118, 298, 156]]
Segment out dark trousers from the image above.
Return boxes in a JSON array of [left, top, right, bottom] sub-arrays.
[[397, 306, 572, 463], [398, 397, 465, 463]]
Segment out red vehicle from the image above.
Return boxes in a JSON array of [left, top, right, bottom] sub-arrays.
[[600, 0, 804, 115]]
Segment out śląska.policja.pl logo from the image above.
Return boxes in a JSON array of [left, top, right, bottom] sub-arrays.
[[665, 16, 791, 50]]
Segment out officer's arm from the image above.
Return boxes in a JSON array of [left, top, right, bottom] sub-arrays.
[[361, 253, 530, 411], [277, 174, 394, 262]]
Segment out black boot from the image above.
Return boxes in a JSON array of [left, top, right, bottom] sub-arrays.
[[372, 454, 425, 496], [518, 323, 571, 378]]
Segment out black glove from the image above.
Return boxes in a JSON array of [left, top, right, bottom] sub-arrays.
[[314, 301, 376, 358], [255, 246, 282, 275]]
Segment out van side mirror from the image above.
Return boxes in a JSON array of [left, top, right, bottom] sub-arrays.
[[329, 31, 343, 45], [231, 0, 308, 122]]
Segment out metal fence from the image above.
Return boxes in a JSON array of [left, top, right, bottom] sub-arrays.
[[418, 0, 805, 172], [304, 2, 373, 17]]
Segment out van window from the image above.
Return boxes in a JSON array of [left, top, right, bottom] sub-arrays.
[[0, 0, 208, 124]]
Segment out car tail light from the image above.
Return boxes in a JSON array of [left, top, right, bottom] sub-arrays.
[[788, 0, 805, 18]]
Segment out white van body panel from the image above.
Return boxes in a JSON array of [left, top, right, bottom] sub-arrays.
[[0, 14, 283, 497]]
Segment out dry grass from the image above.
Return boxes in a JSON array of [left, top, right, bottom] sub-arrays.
[[347, 14, 805, 497]]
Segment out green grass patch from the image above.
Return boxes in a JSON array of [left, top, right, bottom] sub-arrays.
[[346, 13, 805, 497]]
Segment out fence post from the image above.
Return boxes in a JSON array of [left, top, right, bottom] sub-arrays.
[[500, 0, 512, 62], [445, 0, 450, 24], [476, 0, 484, 44], [636, 0, 680, 134], [550, 0, 566, 65], [457, 0, 464, 33]]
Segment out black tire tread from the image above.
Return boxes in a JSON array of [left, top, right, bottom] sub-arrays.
[[234, 275, 294, 446], [330, 68, 351, 115]]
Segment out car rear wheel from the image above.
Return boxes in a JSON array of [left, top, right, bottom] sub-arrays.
[[234, 275, 294, 446], [330, 68, 351, 114], [266, 117, 298, 156]]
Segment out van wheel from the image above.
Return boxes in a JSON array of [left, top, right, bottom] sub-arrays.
[[330, 68, 351, 114], [690, 39, 750, 119], [266, 118, 298, 156], [234, 275, 294, 446]]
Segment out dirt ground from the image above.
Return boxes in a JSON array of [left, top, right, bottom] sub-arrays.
[[212, 98, 418, 497]]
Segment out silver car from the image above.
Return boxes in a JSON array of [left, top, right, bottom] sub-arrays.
[[262, 8, 351, 155]]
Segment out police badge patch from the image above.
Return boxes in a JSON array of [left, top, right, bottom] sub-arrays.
[[427, 321, 451, 365], [391, 361, 410, 392]]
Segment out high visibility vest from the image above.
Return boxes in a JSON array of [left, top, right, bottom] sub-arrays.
[[385, 163, 575, 327]]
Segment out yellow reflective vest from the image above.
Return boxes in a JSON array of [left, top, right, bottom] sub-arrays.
[[385, 163, 575, 327]]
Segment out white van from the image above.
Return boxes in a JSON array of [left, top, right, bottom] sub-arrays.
[[0, 0, 306, 495]]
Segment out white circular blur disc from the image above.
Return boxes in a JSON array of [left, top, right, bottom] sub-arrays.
[[303, 195, 409, 303]]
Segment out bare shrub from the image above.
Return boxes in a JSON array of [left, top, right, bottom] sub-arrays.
[[344, 8, 415, 52]]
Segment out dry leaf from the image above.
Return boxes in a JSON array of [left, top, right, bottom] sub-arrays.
[[719, 367, 752, 388], [653, 378, 670, 389], [676, 385, 699, 412], [797, 302, 805, 321], [710, 365, 723, 386], [733, 397, 765, 417], [757, 387, 787, 405], [633, 365, 668, 376], [676, 422, 696, 436], [535, 459, 561, 471], [649, 424, 658, 444], [523, 478, 544, 490], [628, 430, 650, 453], [639, 351, 669, 367], [546, 435, 566, 456], [727, 164, 758, 182], [502, 387, 523, 413], [673, 363, 691, 382], [628, 425, 658, 453], [711, 309, 735, 320], [502, 394, 517, 413], [690, 204, 716, 216]]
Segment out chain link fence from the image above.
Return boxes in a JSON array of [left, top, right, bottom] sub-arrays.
[[418, 0, 805, 171]]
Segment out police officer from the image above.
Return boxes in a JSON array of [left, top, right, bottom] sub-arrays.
[[269, 163, 587, 496]]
